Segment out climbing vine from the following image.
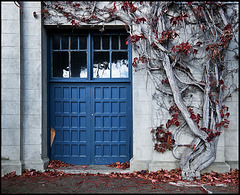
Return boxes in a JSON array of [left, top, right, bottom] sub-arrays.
[[38, 1, 238, 181]]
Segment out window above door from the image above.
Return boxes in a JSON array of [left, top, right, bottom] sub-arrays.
[[49, 31, 131, 82]]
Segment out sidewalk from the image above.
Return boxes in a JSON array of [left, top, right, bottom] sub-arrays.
[[1, 165, 239, 194]]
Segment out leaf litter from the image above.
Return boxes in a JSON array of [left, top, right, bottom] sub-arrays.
[[2, 160, 238, 189]]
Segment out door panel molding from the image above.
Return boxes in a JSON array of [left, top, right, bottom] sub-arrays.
[[50, 82, 131, 165]]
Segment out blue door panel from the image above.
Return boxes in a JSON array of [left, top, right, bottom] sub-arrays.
[[50, 83, 91, 164], [50, 82, 131, 165], [91, 83, 131, 164]]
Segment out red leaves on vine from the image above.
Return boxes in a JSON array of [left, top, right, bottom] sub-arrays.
[[195, 41, 202, 46], [170, 12, 188, 26], [72, 3, 81, 8], [188, 107, 200, 126], [121, 2, 137, 13], [71, 19, 80, 27], [151, 125, 175, 153], [132, 57, 138, 67], [169, 104, 181, 114], [206, 130, 221, 142], [220, 23, 233, 43], [225, 112, 230, 118], [200, 104, 230, 142], [205, 23, 233, 60], [215, 105, 230, 129], [161, 78, 169, 84], [166, 103, 182, 128], [128, 34, 146, 43], [172, 42, 197, 55], [132, 56, 148, 67], [219, 79, 224, 85], [136, 17, 146, 24], [158, 30, 178, 44]]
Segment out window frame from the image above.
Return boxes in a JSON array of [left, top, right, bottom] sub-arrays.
[[48, 30, 132, 83]]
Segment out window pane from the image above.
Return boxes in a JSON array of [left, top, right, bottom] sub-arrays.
[[102, 35, 110, 49], [71, 35, 78, 49], [52, 35, 60, 50], [62, 36, 69, 49], [93, 35, 101, 49], [112, 52, 128, 78], [53, 51, 69, 78], [79, 35, 87, 49], [112, 35, 119, 49], [120, 35, 128, 49], [71, 51, 87, 78], [93, 51, 110, 78]]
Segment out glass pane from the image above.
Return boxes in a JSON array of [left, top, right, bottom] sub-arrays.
[[62, 36, 69, 49], [71, 51, 87, 78], [120, 35, 128, 49], [102, 35, 110, 49], [93, 51, 110, 78], [112, 52, 128, 78], [52, 35, 60, 50], [93, 35, 101, 49], [79, 35, 87, 49], [112, 35, 119, 49], [71, 35, 78, 49], [52, 51, 69, 78]]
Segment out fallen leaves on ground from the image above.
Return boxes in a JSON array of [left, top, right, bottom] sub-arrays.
[[106, 162, 130, 170], [1, 160, 238, 186], [47, 160, 73, 169]]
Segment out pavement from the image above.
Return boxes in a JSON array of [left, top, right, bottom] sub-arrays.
[[1, 165, 239, 194]]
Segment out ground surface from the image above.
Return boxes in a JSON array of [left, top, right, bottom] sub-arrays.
[[1, 173, 239, 194], [1, 162, 239, 194]]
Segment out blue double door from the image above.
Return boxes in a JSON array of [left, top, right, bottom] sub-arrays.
[[50, 82, 132, 165]]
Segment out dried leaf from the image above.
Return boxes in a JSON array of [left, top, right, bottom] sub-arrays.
[[50, 127, 55, 147]]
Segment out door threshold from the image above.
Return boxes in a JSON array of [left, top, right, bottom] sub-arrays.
[[47, 164, 131, 174]]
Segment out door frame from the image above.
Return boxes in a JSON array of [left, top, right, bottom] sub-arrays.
[[47, 29, 133, 164]]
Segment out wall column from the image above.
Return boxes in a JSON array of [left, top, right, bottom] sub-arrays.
[[1, 1, 22, 175]]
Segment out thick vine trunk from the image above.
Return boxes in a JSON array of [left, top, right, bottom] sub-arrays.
[[162, 54, 218, 180]]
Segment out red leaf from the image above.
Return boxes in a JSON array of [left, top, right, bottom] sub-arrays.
[[196, 41, 202, 46], [33, 11, 37, 18], [225, 112, 230, 118], [219, 79, 224, 85], [190, 113, 196, 120], [200, 24, 206, 30], [172, 46, 176, 53], [175, 121, 180, 127], [193, 49, 198, 54], [136, 17, 146, 24], [216, 123, 221, 128], [71, 19, 75, 25]]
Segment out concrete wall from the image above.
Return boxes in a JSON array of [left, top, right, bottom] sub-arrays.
[[1, 1, 22, 175], [1, 1, 49, 176], [20, 1, 49, 171]]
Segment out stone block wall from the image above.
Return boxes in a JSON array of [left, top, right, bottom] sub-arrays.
[[1, 1, 49, 176], [1, 1, 22, 175]]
